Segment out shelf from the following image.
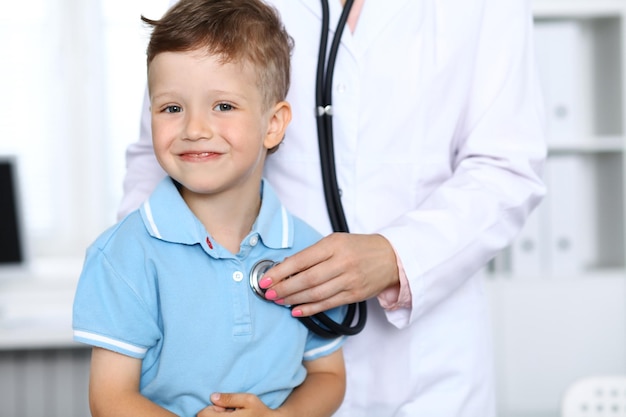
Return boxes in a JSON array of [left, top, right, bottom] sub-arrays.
[[548, 135, 624, 154], [0, 257, 82, 350], [491, 10, 626, 280], [488, 267, 626, 282], [533, 0, 626, 18], [491, 6, 626, 416]]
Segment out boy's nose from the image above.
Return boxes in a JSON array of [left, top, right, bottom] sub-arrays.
[[184, 111, 213, 141]]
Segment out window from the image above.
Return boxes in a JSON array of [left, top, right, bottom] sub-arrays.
[[0, 0, 169, 260]]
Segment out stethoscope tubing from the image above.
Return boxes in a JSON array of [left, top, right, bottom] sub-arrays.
[[250, 0, 368, 340], [315, 0, 353, 233], [308, 0, 367, 338]]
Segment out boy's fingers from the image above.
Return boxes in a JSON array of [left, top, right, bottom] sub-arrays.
[[210, 392, 253, 410]]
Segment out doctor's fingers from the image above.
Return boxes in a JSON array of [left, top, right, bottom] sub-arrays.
[[260, 233, 342, 289], [263, 259, 342, 305], [281, 234, 400, 314], [286, 275, 362, 318], [274, 263, 373, 316], [262, 233, 394, 309]]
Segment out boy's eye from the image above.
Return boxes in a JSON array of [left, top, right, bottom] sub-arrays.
[[164, 105, 182, 113], [214, 103, 234, 112]]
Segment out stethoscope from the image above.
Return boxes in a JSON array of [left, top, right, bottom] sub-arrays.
[[248, 0, 367, 339]]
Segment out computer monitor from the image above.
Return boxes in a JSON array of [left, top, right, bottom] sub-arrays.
[[0, 156, 25, 268]]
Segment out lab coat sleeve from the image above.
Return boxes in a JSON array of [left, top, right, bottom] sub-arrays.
[[379, 0, 546, 328], [118, 88, 167, 220], [377, 246, 411, 310], [117, 0, 179, 220]]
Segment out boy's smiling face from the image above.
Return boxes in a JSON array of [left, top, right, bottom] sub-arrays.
[[148, 50, 288, 199]]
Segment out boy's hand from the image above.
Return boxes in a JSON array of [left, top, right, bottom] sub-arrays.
[[196, 393, 279, 416]]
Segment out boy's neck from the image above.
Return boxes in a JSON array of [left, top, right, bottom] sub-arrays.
[[181, 185, 261, 254]]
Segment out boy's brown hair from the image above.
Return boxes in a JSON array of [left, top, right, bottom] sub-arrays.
[[143, 0, 293, 110]]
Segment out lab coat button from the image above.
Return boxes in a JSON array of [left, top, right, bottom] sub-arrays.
[[336, 83, 347, 94], [233, 271, 244, 282]]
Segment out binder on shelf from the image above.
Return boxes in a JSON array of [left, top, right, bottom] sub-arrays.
[[543, 154, 592, 276], [533, 20, 583, 146], [509, 199, 548, 277]]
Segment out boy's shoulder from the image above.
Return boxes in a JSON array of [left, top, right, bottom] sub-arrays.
[[88, 209, 148, 253]]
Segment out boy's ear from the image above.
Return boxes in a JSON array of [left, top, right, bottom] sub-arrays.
[[264, 101, 292, 150]]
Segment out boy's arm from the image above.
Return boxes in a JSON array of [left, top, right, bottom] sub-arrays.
[[206, 348, 346, 417], [278, 348, 346, 417], [89, 347, 178, 417]]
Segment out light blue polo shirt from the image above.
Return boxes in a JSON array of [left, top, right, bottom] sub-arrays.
[[73, 177, 345, 417]]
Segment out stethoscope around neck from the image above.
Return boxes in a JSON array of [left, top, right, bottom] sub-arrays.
[[248, 0, 367, 339]]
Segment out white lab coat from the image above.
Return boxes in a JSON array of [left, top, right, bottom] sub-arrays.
[[121, 0, 546, 416]]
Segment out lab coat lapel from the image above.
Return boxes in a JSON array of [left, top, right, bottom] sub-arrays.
[[354, 0, 417, 53], [298, 0, 343, 32], [297, 0, 415, 57], [296, 0, 357, 57]]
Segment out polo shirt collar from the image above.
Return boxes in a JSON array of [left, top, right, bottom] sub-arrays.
[[254, 180, 294, 249], [139, 177, 294, 251]]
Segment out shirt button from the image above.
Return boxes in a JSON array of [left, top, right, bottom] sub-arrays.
[[249, 235, 259, 246], [233, 271, 244, 282]]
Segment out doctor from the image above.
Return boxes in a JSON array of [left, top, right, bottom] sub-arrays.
[[120, 0, 546, 415]]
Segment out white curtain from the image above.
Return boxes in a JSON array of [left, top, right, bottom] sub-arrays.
[[0, 0, 168, 260]]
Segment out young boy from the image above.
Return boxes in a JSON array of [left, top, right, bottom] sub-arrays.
[[72, 1, 346, 416]]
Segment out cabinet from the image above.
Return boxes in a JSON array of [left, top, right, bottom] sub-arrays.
[[486, 1, 626, 416]]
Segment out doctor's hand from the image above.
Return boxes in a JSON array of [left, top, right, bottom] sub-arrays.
[[261, 233, 400, 317]]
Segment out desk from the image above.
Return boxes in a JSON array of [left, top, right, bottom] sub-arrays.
[[0, 258, 83, 350]]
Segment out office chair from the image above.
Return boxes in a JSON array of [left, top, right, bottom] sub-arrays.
[[561, 376, 626, 417]]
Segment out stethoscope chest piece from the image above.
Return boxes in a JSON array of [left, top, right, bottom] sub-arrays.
[[249, 259, 276, 299], [249, 257, 365, 338]]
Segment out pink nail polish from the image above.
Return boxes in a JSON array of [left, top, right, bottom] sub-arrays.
[[292, 309, 303, 317], [275, 298, 285, 305], [265, 289, 277, 300], [259, 277, 272, 289]]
